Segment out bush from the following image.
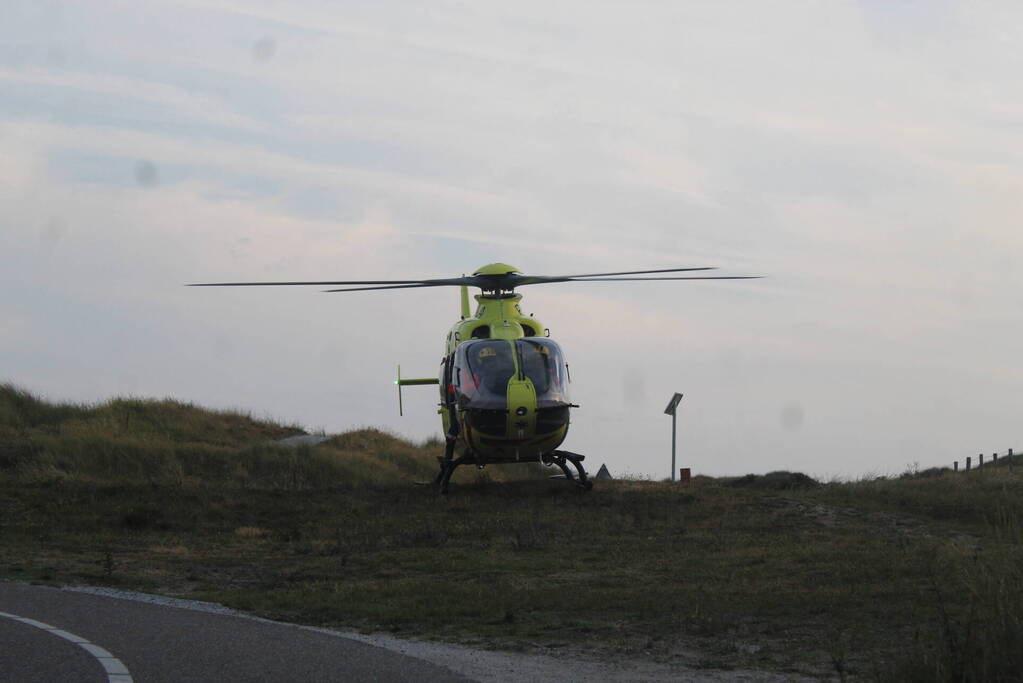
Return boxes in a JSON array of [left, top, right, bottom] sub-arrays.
[[726, 470, 820, 490]]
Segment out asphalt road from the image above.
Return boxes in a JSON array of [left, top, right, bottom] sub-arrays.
[[0, 582, 471, 682]]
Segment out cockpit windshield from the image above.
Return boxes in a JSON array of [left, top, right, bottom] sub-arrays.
[[452, 338, 571, 410]]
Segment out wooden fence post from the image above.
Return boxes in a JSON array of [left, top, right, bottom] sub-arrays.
[[954, 461, 959, 472], [994, 453, 999, 465], [980, 454, 985, 468], [966, 456, 972, 471]]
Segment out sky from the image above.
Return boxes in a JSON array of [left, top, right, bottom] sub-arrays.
[[2, 1, 1021, 479]]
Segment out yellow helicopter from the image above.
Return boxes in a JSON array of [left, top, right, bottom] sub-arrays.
[[191, 263, 758, 492]]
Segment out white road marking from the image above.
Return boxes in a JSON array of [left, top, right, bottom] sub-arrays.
[[50, 628, 90, 643], [0, 610, 134, 683]]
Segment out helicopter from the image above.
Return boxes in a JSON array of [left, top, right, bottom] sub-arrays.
[[190, 263, 758, 492]]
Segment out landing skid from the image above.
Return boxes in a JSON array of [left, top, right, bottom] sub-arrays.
[[429, 444, 594, 494]]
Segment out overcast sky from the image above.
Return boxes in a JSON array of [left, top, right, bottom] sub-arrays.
[[3, 1, 1021, 479]]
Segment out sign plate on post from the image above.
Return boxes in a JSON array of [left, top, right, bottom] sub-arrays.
[[664, 392, 684, 416]]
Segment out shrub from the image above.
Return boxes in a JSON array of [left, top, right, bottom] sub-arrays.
[[726, 470, 820, 490]]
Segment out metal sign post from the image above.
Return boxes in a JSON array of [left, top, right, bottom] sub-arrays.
[[664, 392, 684, 482]]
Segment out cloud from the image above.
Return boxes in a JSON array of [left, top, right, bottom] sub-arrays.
[[0, 67, 266, 131]]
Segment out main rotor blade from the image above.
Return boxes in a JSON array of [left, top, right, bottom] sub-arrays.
[[510, 267, 720, 286], [564, 275, 763, 281], [322, 282, 460, 293], [189, 268, 761, 293], [189, 277, 474, 287], [190, 280, 424, 287], [546, 266, 718, 279]]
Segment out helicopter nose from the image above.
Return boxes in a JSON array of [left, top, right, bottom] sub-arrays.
[[505, 379, 536, 438]]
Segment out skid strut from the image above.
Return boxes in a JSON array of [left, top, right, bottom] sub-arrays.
[[544, 450, 593, 490], [432, 435, 472, 494]]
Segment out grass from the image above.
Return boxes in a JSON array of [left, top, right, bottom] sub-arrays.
[[0, 382, 520, 489], [2, 382, 1022, 679], [807, 469, 1023, 682]]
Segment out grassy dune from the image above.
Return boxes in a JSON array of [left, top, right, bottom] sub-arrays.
[[2, 383, 1021, 680], [0, 383, 531, 488]]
